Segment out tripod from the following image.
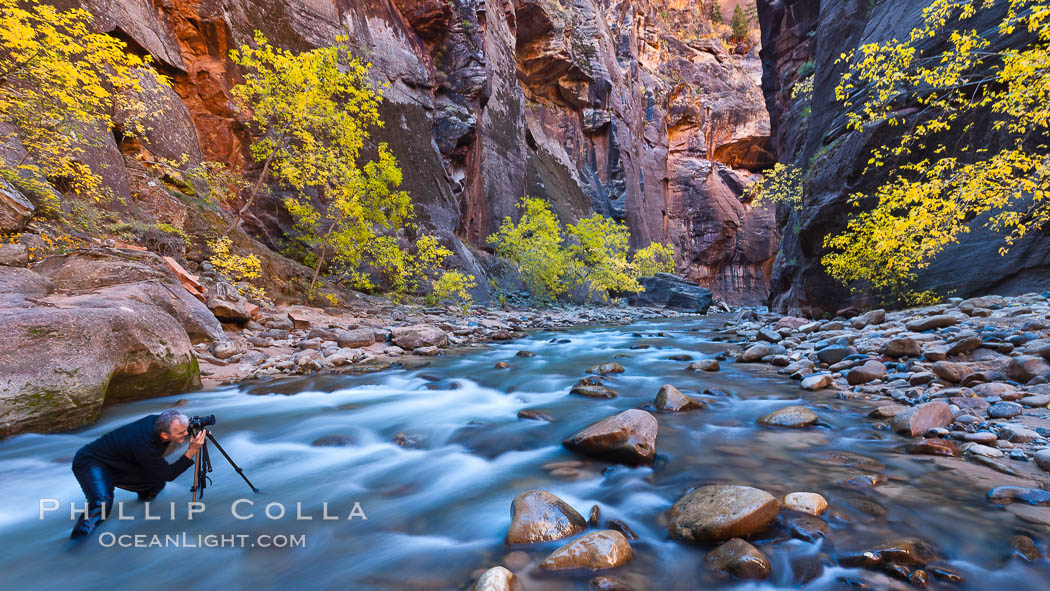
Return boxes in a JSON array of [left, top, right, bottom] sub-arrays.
[[191, 430, 259, 502]]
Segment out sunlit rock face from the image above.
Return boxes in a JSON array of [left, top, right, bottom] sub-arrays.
[[757, 0, 1050, 316], [61, 0, 776, 304]]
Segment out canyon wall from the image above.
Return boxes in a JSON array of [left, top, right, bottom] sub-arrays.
[[57, 0, 777, 304], [758, 0, 1050, 316]]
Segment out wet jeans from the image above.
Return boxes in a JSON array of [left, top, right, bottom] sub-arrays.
[[70, 455, 165, 538]]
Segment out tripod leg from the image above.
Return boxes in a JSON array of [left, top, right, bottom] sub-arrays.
[[192, 448, 200, 503], [206, 432, 259, 493]]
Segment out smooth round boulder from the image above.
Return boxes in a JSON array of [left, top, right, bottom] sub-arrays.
[[654, 384, 705, 412], [505, 490, 587, 544], [539, 530, 633, 571], [987, 401, 1023, 419], [931, 361, 973, 384], [703, 538, 771, 580], [783, 492, 828, 515], [336, 328, 375, 348], [846, 360, 886, 385], [739, 343, 772, 362], [390, 324, 448, 349], [884, 337, 921, 358], [1034, 449, 1050, 472], [800, 374, 833, 390], [1007, 355, 1050, 383], [668, 485, 780, 543], [891, 401, 952, 437], [563, 409, 658, 465], [757, 406, 818, 428]]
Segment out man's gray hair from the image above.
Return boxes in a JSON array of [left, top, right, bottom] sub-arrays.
[[155, 409, 189, 435]]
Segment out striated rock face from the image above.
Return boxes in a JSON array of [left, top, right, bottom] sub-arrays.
[[757, 0, 1050, 315], [52, 0, 776, 305], [0, 249, 221, 438]]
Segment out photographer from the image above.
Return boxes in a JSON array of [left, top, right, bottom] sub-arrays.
[[70, 409, 207, 539]]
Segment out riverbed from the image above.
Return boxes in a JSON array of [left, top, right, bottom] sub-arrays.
[[1, 315, 1047, 590]]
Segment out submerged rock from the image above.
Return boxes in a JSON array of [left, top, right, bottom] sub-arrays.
[[587, 362, 625, 375], [757, 406, 818, 428]]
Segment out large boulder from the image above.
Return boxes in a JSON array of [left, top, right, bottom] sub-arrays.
[[390, 324, 448, 350], [337, 328, 376, 348], [0, 249, 222, 438], [626, 273, 712, 313], [563, 409, 658, 465], [506, 490, 587, 544], [845, 360, 886, 385], [668, 485, 780, 543], [206, 280, 251, 324], [1006, 356, 1050, 383]]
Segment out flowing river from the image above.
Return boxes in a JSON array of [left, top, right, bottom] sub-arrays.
[[1, 315, 1048, 590]]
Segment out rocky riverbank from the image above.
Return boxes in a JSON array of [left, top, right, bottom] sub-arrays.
[[724, 295, 1050, 475], [194, 303, 698, 389], [461, 294, 1050, 590]]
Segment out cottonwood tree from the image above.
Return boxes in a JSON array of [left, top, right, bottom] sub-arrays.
[[0, 0, 166, 208], [823, 0, 1050, 304], [232, 32, 474, 304]]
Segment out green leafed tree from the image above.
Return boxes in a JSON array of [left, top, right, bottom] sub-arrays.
[[487, 196, 676, 303], [709, 1, 724, 24], [730, 4, 749, 42]]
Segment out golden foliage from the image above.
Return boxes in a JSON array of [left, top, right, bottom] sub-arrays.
[[0, 0, 168, 207], [824, 0, 1050, 301]]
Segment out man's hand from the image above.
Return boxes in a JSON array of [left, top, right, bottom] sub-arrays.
[[184, 429, 207, 459]]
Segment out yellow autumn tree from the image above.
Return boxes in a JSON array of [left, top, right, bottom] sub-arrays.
[[822, 0, 1050, 303], [0, 0, 167, 207], [232, 31, 474, 304]]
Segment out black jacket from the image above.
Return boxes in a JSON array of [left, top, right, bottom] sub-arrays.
[[74, 414, 194, 482]]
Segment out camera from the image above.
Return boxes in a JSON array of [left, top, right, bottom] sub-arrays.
[[188, 414, 216, 435]]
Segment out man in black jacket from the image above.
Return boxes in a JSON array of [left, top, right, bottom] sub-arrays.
[[70, 409, 207, 538]]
